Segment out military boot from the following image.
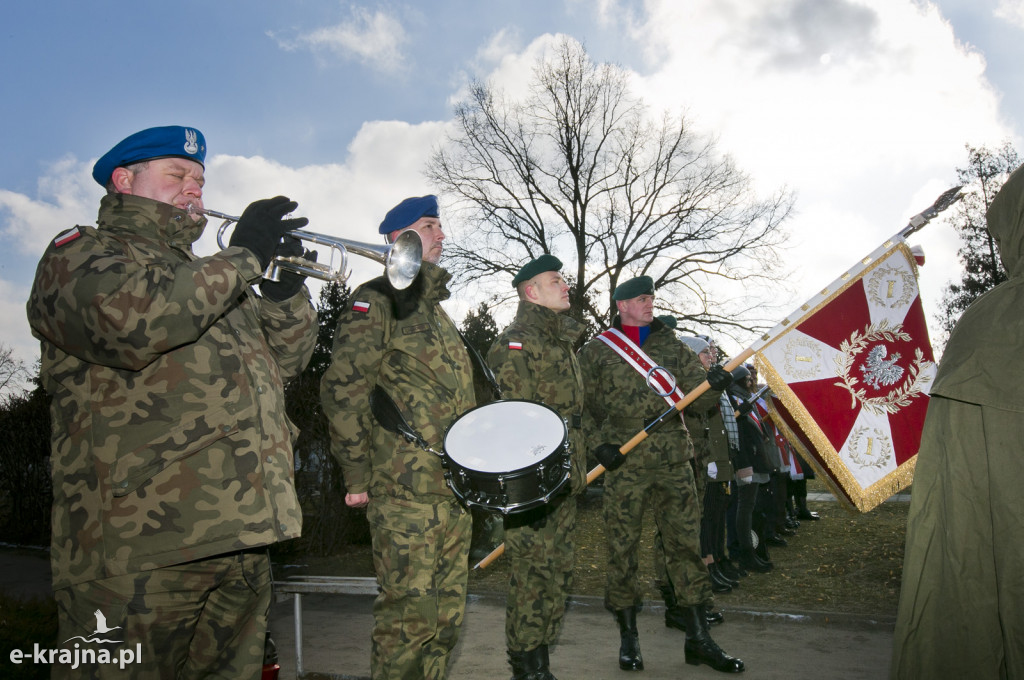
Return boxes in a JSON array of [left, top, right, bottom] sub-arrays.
[[680, 605, 745, 673], [508, 646, 556, 680], [613, 607, 644, 671]]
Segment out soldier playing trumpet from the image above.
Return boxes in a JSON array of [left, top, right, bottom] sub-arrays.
[[26, 125, 317, 678]]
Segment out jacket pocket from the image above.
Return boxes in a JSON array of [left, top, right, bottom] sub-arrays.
[[110, 406, 241, 497]]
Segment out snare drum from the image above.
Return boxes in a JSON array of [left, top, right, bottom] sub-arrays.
[[443, 400, 570, 514]]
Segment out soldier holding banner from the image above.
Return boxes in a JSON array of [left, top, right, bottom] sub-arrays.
[[486, 254, 587, 680], [578, 275, 744, 674]]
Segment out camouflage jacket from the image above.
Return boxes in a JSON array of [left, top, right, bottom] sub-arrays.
[[26, 193, 317, 588], [578, 317, 721, 469], [320, 262, 476, 502], [486, 300, 587, 495]]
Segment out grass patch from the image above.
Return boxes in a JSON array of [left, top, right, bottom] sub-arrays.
[[280, 480, 909, 618]]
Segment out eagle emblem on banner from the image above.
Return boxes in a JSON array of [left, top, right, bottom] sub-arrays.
[[756, 243, 937, 511]]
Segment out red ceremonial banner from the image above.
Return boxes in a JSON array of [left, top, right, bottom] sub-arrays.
[[754, 242, 936, 512]]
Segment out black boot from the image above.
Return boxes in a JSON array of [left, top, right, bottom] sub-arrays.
[[755, 540, 774, 566], [738, 548, 772, 573], [681, 605, 744, 673], [709, 562, 739, 588], [709, 572, 733, 594], [614, 607, 644, 671], [718, 558, 746, 581], [705, 604, 725, 626], [508, 646, 556, 680], [796, 495, 820, 520]]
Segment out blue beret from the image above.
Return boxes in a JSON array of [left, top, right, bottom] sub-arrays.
[[656, 315, 677, 330], [512, 254, 562, 287], [92, 126, 207, 186], [379, 195, 439, 235], [613, 275, 654, 301]]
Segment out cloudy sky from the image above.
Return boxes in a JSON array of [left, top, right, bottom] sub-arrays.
[[2, 0, 1022, 389]]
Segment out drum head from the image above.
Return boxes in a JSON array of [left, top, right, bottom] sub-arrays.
[[444, 400, 566, 473]]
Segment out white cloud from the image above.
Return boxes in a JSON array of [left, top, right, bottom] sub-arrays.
[[0, 156, 103, 257], [994, 0, 1024, 29], [274, 7, 409, 73], [617, 0, 1016, 347]]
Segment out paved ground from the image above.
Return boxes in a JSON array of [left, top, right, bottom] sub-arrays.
[[268, 589, 894, 680]]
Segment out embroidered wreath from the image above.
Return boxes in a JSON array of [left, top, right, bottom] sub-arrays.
[[845, 426, 893, 470], [833, 320, 934, 416]]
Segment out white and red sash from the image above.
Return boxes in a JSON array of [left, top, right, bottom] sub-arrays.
[[597, 328, 686, 422]]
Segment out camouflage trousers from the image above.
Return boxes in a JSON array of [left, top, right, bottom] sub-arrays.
[[367, 495, 471, 680], [53, 549, 271, 680], [603, 461, 712, 610], [503, 493, 577, 651]]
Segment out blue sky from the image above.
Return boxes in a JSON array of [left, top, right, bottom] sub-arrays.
[[3, 0, 1023, 388]]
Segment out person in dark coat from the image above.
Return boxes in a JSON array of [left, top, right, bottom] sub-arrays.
[[890, 166, 1024, 679]]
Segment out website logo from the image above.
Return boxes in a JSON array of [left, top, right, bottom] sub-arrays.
[[8, 609, 141, 671]]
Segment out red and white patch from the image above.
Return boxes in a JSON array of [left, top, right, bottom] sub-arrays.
[[508, 341, 523, 350], [352, 300, 371, 313], [54, 227, 81, 247]]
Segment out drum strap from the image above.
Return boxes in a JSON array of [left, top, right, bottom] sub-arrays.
[[597, 328, 686, 423]]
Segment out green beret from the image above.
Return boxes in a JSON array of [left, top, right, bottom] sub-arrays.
[[613, 275, 654, 300], [656, 315, 677, 329], [512, 254, 563, 287]]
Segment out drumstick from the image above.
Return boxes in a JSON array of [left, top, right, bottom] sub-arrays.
[[472, 349, 756, 570]]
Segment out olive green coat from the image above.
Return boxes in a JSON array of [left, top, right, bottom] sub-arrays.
[[891, 165, 1024, 679]]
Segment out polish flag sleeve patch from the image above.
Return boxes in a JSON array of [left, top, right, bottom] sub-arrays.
[[352, 300, 371, 313], [54, 227, 81, 248], [508, 341, 523, 350]]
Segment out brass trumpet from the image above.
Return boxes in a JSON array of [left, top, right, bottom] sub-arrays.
[[194, 207, 422, 289]]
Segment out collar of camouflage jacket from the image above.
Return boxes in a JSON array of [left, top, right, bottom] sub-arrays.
[[98, 193, 206, 250], [416, 260, 454, 303]]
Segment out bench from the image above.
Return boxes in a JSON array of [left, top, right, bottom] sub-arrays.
[[274, 575, 379, 679]]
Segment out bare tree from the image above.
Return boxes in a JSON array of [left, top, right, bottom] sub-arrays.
[[427, 37, 793, 335], [0, 342, 31, 398]]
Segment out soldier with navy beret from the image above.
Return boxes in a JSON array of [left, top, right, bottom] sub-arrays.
[[486, 254, 587, 680], [578, 275, 745, 674], [321, 194, 477, 680], [27, 125, 317, 677]]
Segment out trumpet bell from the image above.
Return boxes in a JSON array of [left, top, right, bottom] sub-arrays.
[[384, 230, 423, 289]]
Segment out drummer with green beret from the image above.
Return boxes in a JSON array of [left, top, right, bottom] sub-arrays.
[[486, 253, 587, 680]]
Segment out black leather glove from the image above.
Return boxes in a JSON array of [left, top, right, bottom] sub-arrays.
[[736, 398, 755, 417], [229, 196, 309, 270], [260, 236, 316, 302], [593, 442, 625, 471], [707, 365, 733, 391]]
